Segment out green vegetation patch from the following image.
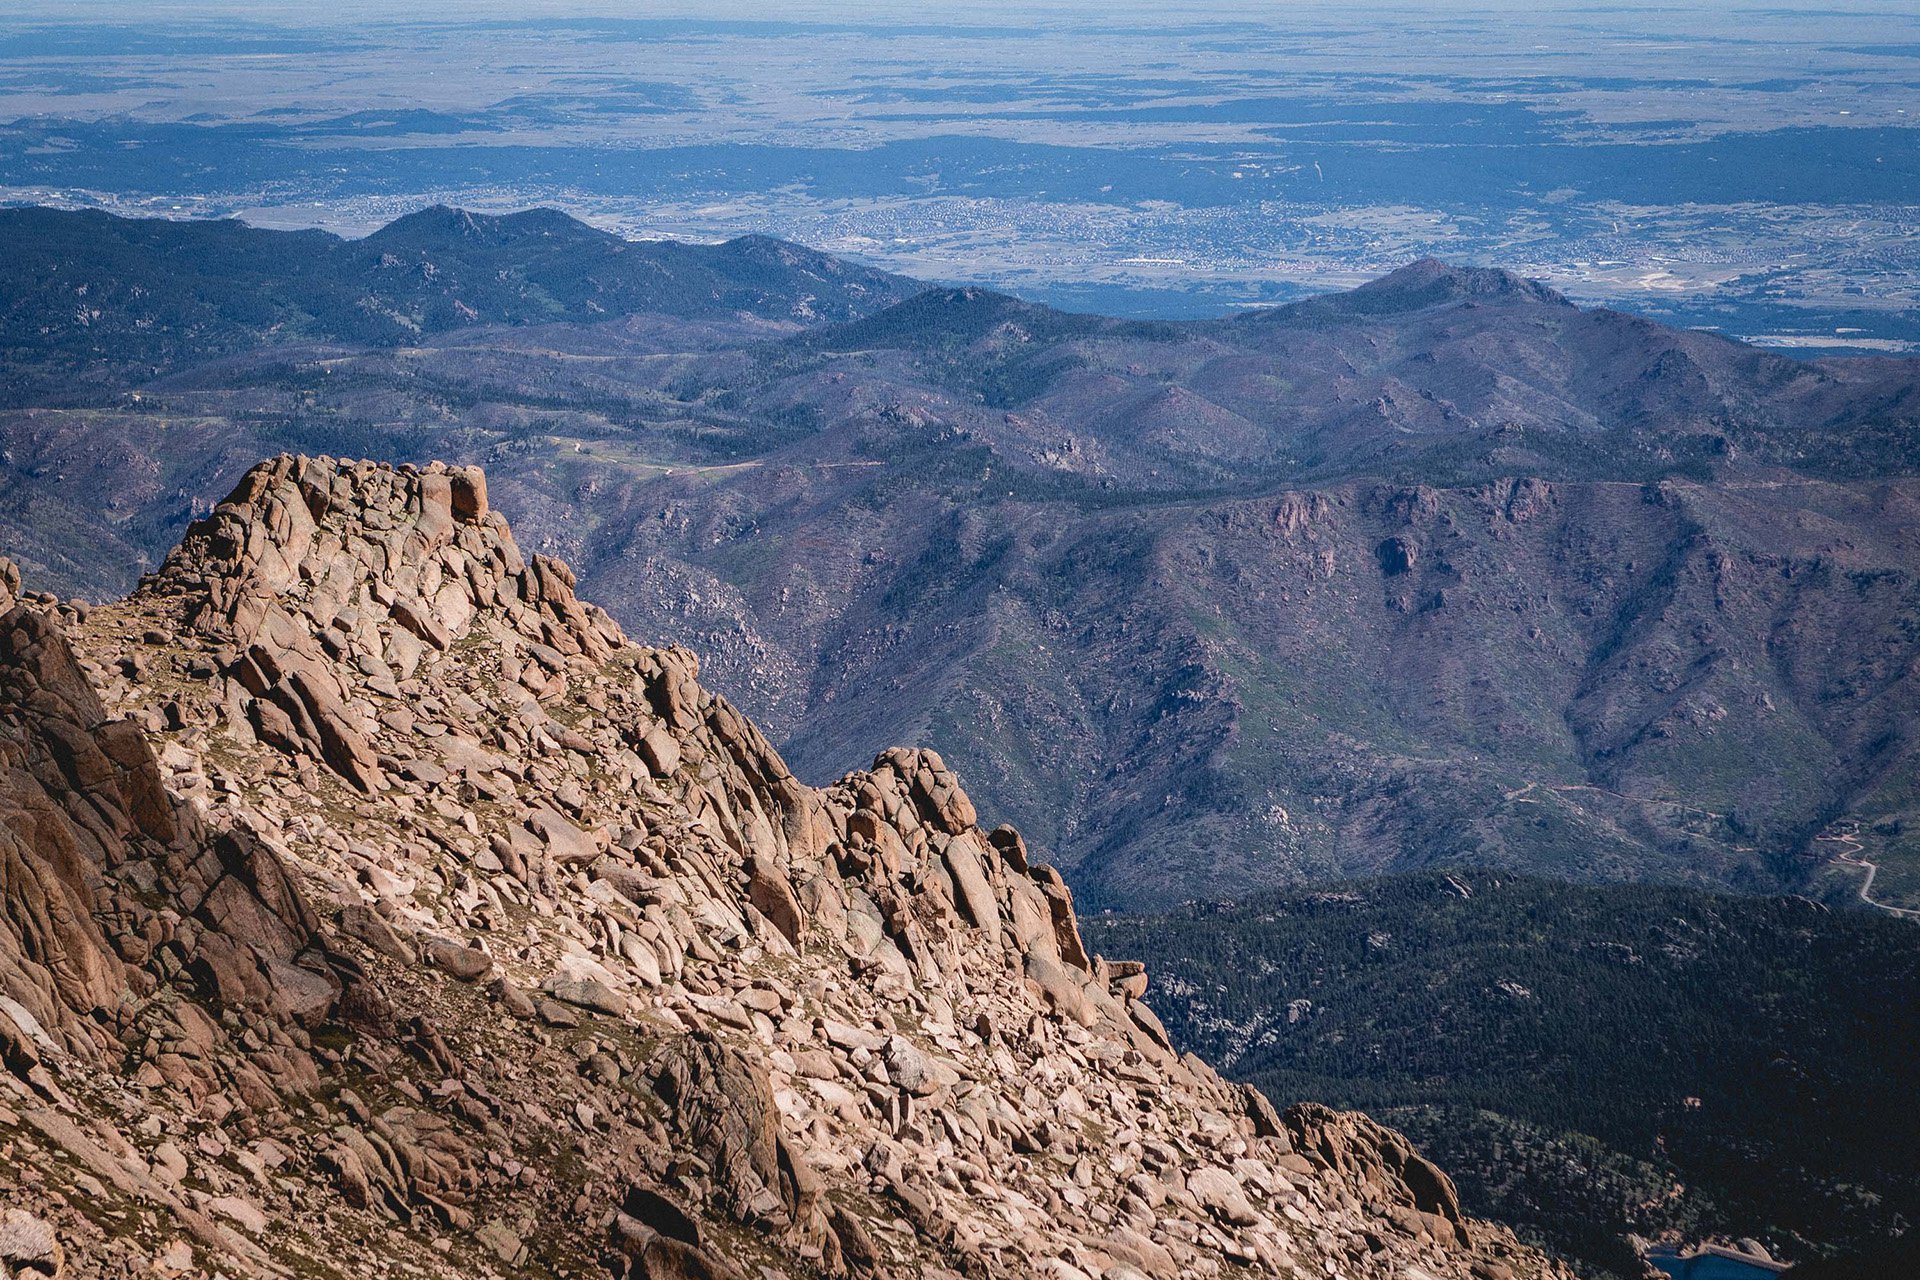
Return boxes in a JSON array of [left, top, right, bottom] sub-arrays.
[[1086, 872, 1920, 1277]]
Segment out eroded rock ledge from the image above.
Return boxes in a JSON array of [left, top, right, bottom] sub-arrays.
[[0, 456, 1571, 1280]]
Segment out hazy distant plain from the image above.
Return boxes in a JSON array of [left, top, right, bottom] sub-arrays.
[[1, 1, 1916, 347]]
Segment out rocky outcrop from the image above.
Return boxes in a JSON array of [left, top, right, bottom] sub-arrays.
[[0, 457, 1572, 1280], [0, 593, 338, 1071], [1286, 1103, 1470, 1246]]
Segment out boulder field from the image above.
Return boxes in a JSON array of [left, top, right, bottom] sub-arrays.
[[0, 455, 1570, 1280]]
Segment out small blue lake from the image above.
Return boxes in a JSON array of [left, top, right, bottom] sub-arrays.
[[1648, 1248, 1785, 1280]]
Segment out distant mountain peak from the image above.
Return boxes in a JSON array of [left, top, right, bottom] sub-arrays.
[[1347, 259, 1571, 311], [0, 205, 918, 394], [913, 284, 1034, 311], [364, 203, 613, 248], [719, 231, 818, 255], [1241, 259, 1571, 326], [812, 283, 1096, 350], [878, 284, 1107, 331]]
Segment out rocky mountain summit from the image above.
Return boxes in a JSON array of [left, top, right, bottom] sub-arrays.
[[0, 455, 1566, 1280]]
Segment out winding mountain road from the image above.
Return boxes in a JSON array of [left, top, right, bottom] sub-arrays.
[[1818, 831, 1920, 921]]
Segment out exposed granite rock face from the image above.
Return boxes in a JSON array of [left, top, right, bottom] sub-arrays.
[[1286, 1103, 1470, 1245], [0, 604, 137, 1058], [0, 589, 338, 1069], [0, 457, 1574, 1280]]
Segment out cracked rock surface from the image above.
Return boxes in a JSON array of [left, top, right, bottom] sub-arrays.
[[0, 455, 1572, 1280]]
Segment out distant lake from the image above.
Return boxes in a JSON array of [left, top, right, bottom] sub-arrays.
[[1649, 1248, 1786, 1280]]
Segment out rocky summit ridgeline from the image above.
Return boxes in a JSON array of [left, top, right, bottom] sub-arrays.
[[0, 455, 1566, 1280]]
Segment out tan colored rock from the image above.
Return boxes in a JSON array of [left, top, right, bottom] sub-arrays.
[[637, 724, 681, 778], [655, 1033, 815, 1233], [1187, 1166, 1260, 1227], [0, 455, 1571, 1280], [0, 1210, 61, 1278], [449, 467, 488, 523], [390, 599, 451, 651], [1025, 953, 1098, 1028], [1030, 864, 1092, 970], [883, 1035, 958, 1098], [530, 807, 601, 865], [940, 834, 1001, 944], [425, 938, 493, 983], [745, 857, 804, 946], [0, 558, 21, 614], [284, 667, 383, 791], [543, 974, 630, 1017]]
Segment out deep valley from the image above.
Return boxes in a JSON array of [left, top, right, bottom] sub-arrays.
[[3, 207, 1918, 913]]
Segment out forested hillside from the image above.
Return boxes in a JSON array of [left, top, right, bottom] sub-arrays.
[[1085, 872, 1920, 1277]]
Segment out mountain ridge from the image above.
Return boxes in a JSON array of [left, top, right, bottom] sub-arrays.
[[0, 452, 1571, 1280], [0, 206, 1918, 910], [1249, 258, 1574, 320], [0, 205, 918, 403], [362, 204, 621, 248]]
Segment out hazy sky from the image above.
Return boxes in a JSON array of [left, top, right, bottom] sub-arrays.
[[8, 0, 1920, 21]]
